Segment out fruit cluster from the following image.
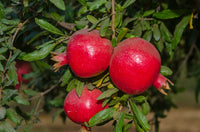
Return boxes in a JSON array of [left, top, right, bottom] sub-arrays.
[[15, 29, 172, 131]]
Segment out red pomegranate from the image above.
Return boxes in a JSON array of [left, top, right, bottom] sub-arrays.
[[15, 60, 33, 89], [64, 86, 108, 125], [109, 37, 173, 95], [51, 29, 113, 78]]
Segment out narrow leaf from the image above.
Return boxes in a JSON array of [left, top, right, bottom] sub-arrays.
[[88, 108, 116, 127], [153, 9, 188, 19], [141, 101, 150, 115], [153, 24, 161, 41], [129, 100, 150, 131], [161, 66, 173, 76], [49, 98, 64, 107], [52, 109, 64, 122], [116, 111, 125, 132], [23, 89, 39, 96], [172, 15, 190, 49], [22, 43, 56, 61], [49, 0, 66, 11], [160, 22, 172, 42], [143, 10, 155, 17], [87, 15, 98, 24], [60, 68, 73, 87], [13, 95, 30, 106], [117, 28, 128, 43], [122, 0, 136, 9], [7, 62, 18, 85], [87, 0, 107, 11], [0, 107, 6, 120], [100, 18, 110, 37], [143, 30, 152, 42], [35, 18, 64, 35], [6, 109, 20, 125], [97, 88, 119, 100], [75, 80, 84, 97], [1, 90, 18, 105], [66, 79, 77, 92], [0, 122, 16, 132]]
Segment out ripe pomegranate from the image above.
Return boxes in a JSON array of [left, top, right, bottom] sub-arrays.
[[109, 37, 173, 95], [51, 29, 113, 78], [15, 60, 33, 89], [64, 86, 108, 125]]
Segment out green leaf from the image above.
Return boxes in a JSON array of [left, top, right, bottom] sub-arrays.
[[49, 0, 66, 11], [13, 95, 30, 106], [133, 23, 142, 37], [97, 88, 119, 100], [87, 15, 98, 24], [0, 62, 4, 72], [100, 18, 110, 37], [143, 30, 152, 42], [129, 100, 150, 131], [27, 31, 49, 45], [23, 89, 39, 96], [160, 22, 172, 42], [0, 121, 16, 132], [0, 47, 8, 54], [116, 110, 125, 132], [60, 68, 73, 87], [22, 43, 56, 61], [117, 28, 128, 43], [6, 49, 21, 69], [123, 121, 133, 132], [88, 107, 116, 127], [153, 24, 161, 41], [161, 66, 173, 76], [172, 15, 190, 49], [35, 18, 64, 35], [52, 109, 64, 122], [0, 107, 6, 120], [7, 62, 18, 85], [153, 9, 188, 19], [78, 0, 87, 5], [75, 80, 84, 97], [66, 79, 77, 92], [6, 109, 20, 125], [1, 90, 18, 105], [143, 9, 155, 17], [49, 98, 64, 107], [141, 101, 150, 115], [133, 117, 145, 132], [154, 39, 164, 52], [122, 0, 136, 9], [132, 96, 146, 103], [115, 12, 123, 28], [0, 55, 6, 60], [87, 0, 107, 11]]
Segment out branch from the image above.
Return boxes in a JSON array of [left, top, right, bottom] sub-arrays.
[[173, 40, 197, 80], [111, 0, 116, 38], [12, 19, 30, 44]]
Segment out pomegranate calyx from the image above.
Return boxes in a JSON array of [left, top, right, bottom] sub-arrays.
[[153, 74, 174, 95], [51, 52, 68, 72]]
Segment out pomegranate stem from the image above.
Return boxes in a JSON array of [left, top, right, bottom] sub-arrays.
[[80, 125, 91, 132]]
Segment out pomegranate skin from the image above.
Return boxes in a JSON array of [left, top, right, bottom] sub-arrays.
[[15, 60, 33, 89], [109, 38, 161, 95], [67, 30, 113, 78], [64, 87, 108, 124]]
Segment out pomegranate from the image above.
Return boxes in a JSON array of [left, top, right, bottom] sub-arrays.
[[15, 60, 33, 89], [51, 29, 113, 78], [64, 86, 108, 125], [109, 37, 173, 95]]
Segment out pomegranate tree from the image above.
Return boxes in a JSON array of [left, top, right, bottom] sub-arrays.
[[64, 86, 108, 131], [51, 29, 113, 78], [15, 60, 33, 89], [109, 37, 173, 95]]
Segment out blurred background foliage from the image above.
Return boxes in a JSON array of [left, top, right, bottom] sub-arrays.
[[0, 0, 199, 132]]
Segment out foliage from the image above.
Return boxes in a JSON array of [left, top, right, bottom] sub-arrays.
[[0, 0, 199, 132]]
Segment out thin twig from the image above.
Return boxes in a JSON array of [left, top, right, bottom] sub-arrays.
[[111, 0, 116, 38], [173, 40, 197, 80], [12, 19, 30, 44]]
